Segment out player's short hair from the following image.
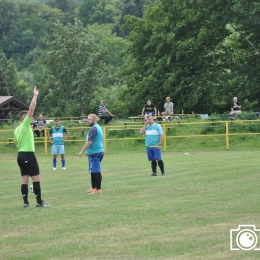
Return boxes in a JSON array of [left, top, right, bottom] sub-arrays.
[[166, 97, 170, 101], [19, 110, 28, 119], [88, 114, 98, 121], [54, 118, 59, 121]]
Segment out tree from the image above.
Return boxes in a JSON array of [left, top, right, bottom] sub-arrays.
[[78, 0, 121, 26], [45, 0, 77, 13], [0, 0, 20, 41], [120, 0, 238, 114], [0, 49, 18, 96], [42, 18, 108, 116], [112, 0, 147, 37]]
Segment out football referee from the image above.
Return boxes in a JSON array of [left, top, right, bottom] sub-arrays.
[[14, 86, 51, 208]]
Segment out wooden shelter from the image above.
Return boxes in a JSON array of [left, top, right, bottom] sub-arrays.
[[0, 96, 29, 124]]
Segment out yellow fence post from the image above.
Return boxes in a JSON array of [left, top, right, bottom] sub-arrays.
[[163, 124, 167, 151], [44, 128, 48, 155], [225, 121, 229, 150], [103, 126, 107, 153]]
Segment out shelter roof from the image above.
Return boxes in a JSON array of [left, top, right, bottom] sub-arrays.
[[0, 96, 29, 118]]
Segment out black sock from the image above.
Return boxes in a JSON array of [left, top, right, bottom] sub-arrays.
[[95, 172, 102, 190], [33, 182, 42, 204], [91, 174, 96, 189], [158, 160, 165, 173], [151, 160, 157, 173], [21, 184, 29, 204]]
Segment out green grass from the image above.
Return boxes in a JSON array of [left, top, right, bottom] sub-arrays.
[[1, 150, 260, 259]]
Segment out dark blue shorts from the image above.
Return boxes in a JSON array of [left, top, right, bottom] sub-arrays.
[[146, 147, 162, 161], [145, 111, 155, 116], [88, 154, 104, 173]]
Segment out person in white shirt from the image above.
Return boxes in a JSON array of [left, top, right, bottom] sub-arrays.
[[161, 97, 174, 120]]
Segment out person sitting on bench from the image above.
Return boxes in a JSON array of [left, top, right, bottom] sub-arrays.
[[98, 100, 113, 124], [230, 97, 242, 116]]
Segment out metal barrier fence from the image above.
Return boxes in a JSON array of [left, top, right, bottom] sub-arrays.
[[1, 120, 260, 154]]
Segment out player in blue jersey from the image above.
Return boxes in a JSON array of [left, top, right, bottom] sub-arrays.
[[78, 114, 104, 194], [140, 114, 166, 176], [48, 118, 70, 170]]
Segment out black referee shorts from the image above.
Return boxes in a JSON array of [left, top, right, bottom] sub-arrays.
[[17, 152, 40, 176]]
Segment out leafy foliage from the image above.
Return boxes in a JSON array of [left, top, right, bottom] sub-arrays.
[[42, 18, 109, 116]]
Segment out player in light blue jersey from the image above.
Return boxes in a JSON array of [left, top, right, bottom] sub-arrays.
[[78, 114, 104, 194], [48, 118, 70, 170], [140, 114, 166, 176]]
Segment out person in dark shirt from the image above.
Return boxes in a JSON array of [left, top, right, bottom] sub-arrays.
[[230, 97, 242, 115], [98, 100, 113, 124], [141, 100, 157, 119], [35, 114, 47, 137]]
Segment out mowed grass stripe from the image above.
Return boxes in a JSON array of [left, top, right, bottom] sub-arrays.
[[1, 151, 260, 259]]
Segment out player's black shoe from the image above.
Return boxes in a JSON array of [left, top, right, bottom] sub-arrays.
[[36, 201, 51, 207], [23, 203, 30, 208], [151, 172, 157, 176]]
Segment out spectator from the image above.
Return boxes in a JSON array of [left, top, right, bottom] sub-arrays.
[[230, 97, 242, 115], [161, 97, 174, 121], [31, 117, 37, 135], [98, 100, 113, 124], [141, 100, 157, 118], [35, 114, 46, 137]]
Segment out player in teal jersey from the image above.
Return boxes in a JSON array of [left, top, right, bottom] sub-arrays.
[[78, 114, 104, 194], [48, 118, 70, 170], [140, 114, 166, 176]]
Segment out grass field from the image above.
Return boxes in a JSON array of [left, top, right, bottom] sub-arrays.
[[1, 149, 260, 259]]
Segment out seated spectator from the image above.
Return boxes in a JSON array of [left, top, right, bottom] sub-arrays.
[[31, 117, 37, 135], [141, 100, 157, 118], [35, 114, 47, 137], [98, 100, 113, 124], [161, 97, 174, 120], [230, 97, 242, 115]]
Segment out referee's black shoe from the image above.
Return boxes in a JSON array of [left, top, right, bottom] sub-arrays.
[[36, 201, 51, 207]]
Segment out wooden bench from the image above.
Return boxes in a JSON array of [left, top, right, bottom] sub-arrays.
[[7, 136, 76, 144], [124, 122, 144, 126], [108, 128, 140, 133], [0, 119, 15, 126]]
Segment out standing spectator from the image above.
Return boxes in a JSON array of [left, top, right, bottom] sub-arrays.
[[161, 97, 174, 120], [98, 100, 113, 124], [35, 114, 46, 137], [140, 114, 166, 176], [14, 86, 51, 207], [48, 118, 70, 170], [230, 97, 242, 115], [141, 100, 157, 118], [78, 114, 104, 194]]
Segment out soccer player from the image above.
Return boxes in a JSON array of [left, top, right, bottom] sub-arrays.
[[140, 114, 166, 176], [48, 118, 70, 170], [78, 114, 104, 194], [14, 86, 51, 207]]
